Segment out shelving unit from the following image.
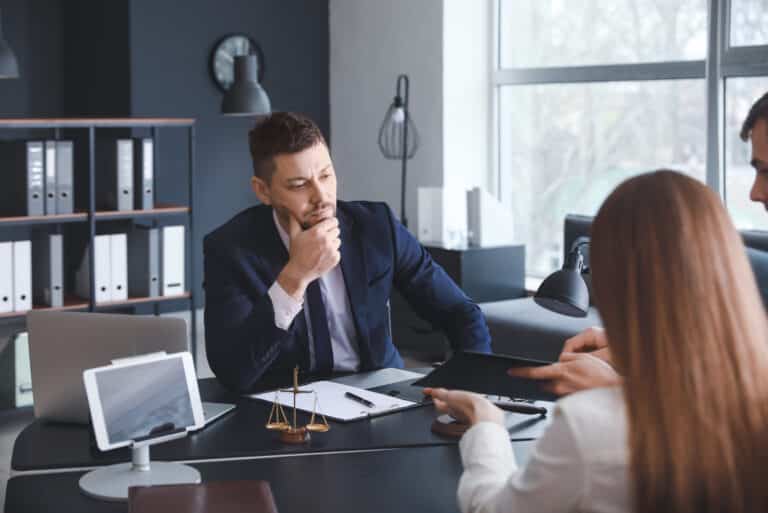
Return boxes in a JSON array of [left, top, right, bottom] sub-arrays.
[[0, 118, 198, 359]]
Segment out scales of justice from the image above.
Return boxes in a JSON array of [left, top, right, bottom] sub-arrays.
[[265, 366, 330, 444]]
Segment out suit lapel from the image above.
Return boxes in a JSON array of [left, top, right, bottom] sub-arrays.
[[249, 206, 290, 284], [249, 206, 311, 370], [338, 207, 373, 370]]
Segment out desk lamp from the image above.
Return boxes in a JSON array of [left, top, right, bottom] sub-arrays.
[[534, 237, 590, 317]]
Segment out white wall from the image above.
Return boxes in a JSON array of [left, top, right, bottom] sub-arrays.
[[443, 0, 493, 193], [330, 0, 493, 229], [330, 0, 444, 227]]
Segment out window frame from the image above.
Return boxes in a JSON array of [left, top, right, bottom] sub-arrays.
[[493, 0, 768, 275]]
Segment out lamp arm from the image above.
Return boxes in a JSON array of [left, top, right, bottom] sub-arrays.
[[565, 237, 590, 274]]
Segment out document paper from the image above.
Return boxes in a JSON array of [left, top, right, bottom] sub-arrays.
[[250, 381, 418, 422]]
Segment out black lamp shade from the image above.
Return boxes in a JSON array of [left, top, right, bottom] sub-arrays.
[[534, 269, 590, 317], [222, 55, 271, 116], [0, 9, 19, 79]]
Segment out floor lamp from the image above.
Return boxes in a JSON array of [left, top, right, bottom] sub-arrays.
[[378, 74, 419, 228]]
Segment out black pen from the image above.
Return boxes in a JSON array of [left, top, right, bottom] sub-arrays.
[[492, 401, 547, 416], [345, 391, 375, 408]]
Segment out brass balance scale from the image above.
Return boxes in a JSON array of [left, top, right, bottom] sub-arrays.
[[265, 366, 331, 444]]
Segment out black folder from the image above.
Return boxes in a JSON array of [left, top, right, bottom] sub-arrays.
[[412, 351, 558, 402]]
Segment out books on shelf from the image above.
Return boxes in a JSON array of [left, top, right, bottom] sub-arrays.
[[97, 138, 134, 212], [0, 136, 164, 218], [77, 225, 186, 303], [128, 226, 160, 297], [0, 140, 74, 217], [134, 137, 154, 210], [161, 225, 185, 297], [0, 141, 44, 217], [0, 240, 33, 313], [32, 233, 64, 308]]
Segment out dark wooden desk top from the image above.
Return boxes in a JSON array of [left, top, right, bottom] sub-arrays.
[[5, 443, 536, 513], [12, 377, 551, 471]]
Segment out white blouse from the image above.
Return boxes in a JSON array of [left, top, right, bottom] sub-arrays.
[[458, 386, 630, 513]]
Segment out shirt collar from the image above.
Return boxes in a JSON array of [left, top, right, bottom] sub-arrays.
[[272, 208, 290, 250]]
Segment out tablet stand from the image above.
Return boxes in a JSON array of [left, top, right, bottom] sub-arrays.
[[78, 430, 201, 501]]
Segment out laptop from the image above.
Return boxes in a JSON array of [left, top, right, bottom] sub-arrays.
[[27, 311, 235, 426]]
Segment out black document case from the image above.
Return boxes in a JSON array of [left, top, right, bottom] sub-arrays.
[[413, 351, 558, 402]]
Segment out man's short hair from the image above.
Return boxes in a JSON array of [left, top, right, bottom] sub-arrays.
[[248, 112, 327, 181], [741, 91, 768, 142]]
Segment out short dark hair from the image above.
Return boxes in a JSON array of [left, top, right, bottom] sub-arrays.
[[740, 91, 768, 142], [248, 112, 327, 181]]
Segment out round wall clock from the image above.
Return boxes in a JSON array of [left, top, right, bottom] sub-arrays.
[[210, 34, 265, 91]]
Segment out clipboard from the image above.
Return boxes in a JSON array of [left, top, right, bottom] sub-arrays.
[[412, 351, 558, 402], [250, 380, 425, 422]]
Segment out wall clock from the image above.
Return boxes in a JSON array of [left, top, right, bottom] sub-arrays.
[[210, 34, 265, 91]]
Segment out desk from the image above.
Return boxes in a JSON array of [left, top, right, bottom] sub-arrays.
[[12, 376, 551, 471], [5, 443, 535, 513]]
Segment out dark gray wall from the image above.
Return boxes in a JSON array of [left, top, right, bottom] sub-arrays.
[[1, 0, 330, 309], [129, 0, 330, 307], [0, 0, 63, 116], [0, 0, 330, 406], [61, 0, 131, 116]]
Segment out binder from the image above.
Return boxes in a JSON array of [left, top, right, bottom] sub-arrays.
[[14, 332, 33, 407], [97, 139, 133, 211], [32, 233, 64, 307], [44, 141, 57, 215], [109, 233, 128, 301], [55, 141, 74, 215], [12, 240, 32, 312], [0, 242, 12, 314], [134, 138, 154, 210], [0, 141, 45, 217], [128, 226, 159, 297], [161, 225, 185, 296], [76, 235, 112, 303]]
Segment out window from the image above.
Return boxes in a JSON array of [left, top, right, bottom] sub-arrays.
[[730, 0, 768, 47], [499, 80, 706, 277], [495, 0, 768, 278], [500, 0, 707, 68]]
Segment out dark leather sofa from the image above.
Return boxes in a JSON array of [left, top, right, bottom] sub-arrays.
[[482, 215, 768, 361]]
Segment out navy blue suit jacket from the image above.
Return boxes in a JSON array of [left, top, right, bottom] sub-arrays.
[[203, 201, 491, 392]]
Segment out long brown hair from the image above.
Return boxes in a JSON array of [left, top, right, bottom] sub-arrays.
[[590, 170, 768, 513]]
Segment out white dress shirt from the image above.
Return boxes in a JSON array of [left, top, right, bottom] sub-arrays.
[[458, 386, 630, 513], [266, 211, 361, 372]]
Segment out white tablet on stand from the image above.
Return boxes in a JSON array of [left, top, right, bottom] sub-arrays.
[[79, 351, 205, 501]]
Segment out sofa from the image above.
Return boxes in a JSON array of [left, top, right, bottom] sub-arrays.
[[482, 215, 768, 362]]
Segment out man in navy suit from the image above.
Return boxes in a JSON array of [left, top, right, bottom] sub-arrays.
[[204, 112, 491, 392]]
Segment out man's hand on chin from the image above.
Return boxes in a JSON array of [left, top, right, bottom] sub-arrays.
[[277, 215, 341, 299]]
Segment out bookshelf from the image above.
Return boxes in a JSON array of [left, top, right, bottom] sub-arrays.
[[0, 118, 198, 359]]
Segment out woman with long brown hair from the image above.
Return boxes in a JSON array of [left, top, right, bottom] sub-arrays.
[[427, 170, 768, 513]]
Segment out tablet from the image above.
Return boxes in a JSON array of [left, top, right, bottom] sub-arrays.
[[412, 351, 558, 402], [83, 352, 205, 451]]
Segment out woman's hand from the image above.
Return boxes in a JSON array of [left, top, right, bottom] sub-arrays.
[[423, 388, 505, 426]]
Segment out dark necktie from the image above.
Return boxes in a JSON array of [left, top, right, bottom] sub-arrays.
[[306, 280, 333, 375]]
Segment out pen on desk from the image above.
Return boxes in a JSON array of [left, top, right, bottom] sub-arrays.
[[492, 401, 547, 416], [345, 391, 375, 408]]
